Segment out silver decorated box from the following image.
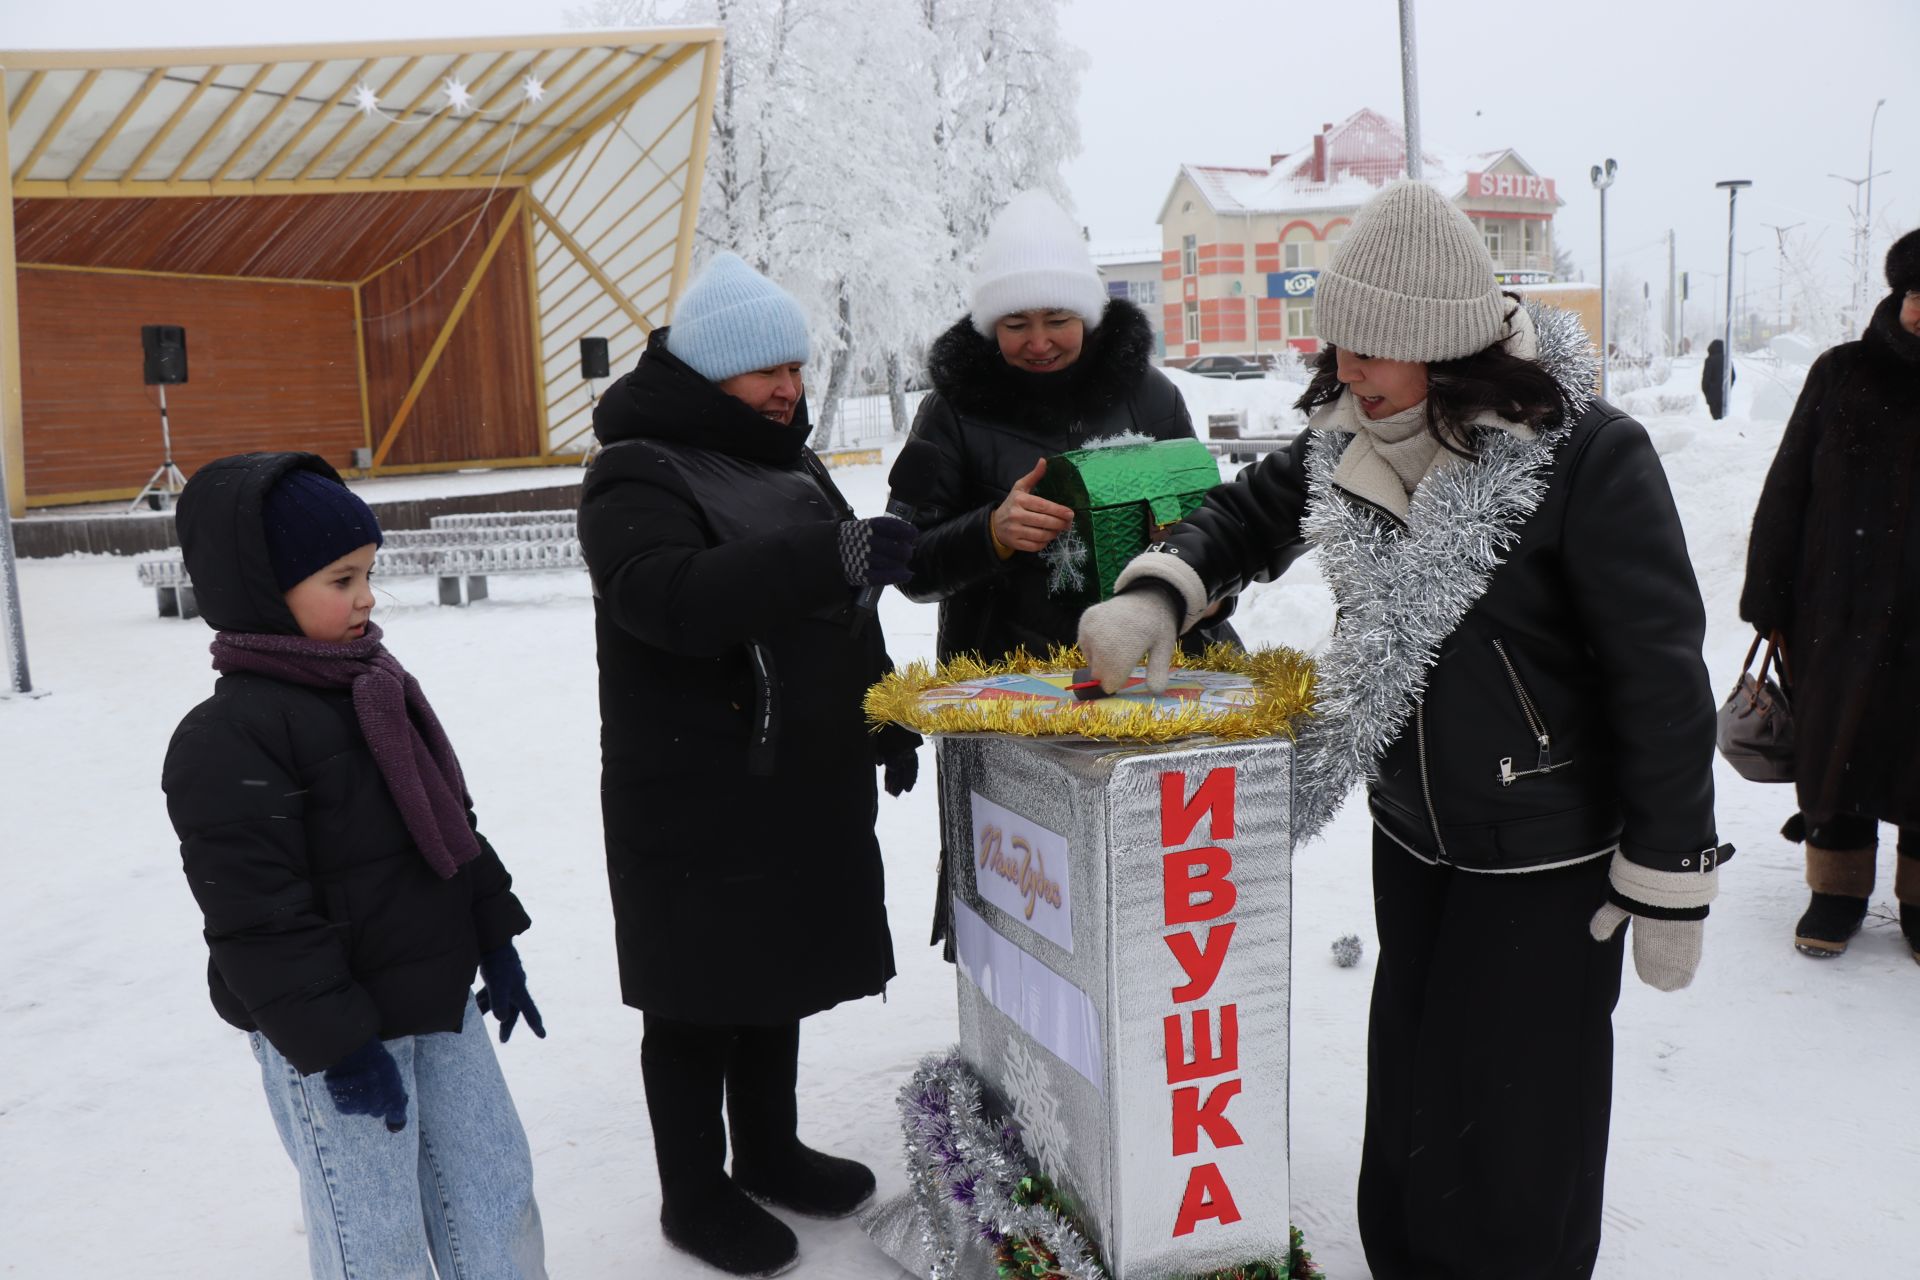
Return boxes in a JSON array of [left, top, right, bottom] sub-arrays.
[[941, 733, 1293, 1278]]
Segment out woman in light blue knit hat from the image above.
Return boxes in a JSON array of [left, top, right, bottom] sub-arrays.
[[579, 250, 921, 1277], [1081, 179, 1726, 1280]]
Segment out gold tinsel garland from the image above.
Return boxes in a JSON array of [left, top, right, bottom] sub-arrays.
[[865, 643, 1317, 744]]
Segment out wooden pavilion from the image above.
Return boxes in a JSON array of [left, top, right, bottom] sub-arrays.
[[0, 28, 722, 509]]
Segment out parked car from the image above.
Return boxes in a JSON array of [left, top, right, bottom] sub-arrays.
[[1182, 355, 1267, 380]]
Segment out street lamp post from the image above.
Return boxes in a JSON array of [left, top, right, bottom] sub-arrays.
[[1590, 158, 1617, 398], [1866, 97, 1887, 289], [1715, 179, 1752, 417], [1398, 0, 1422, 180]]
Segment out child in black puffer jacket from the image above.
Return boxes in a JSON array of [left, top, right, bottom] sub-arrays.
[[162, 452, 547, 1279]]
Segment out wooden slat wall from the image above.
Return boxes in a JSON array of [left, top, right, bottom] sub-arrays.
[[360, 197, 539, 467], [13, 190, 496, 282], [18, 268, 363, 500]]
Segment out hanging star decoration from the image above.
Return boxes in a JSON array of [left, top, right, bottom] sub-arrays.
[[521, 75, 546, 105], [350, 82, 383, 118], [441, 76, 474, 115]]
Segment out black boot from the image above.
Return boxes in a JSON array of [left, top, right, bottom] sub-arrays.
[[645, 1016, 799, 1275], [1794, 892, 1869, 957], [661, 1178, 800, 1277], [735, 1141, 878, 1219]]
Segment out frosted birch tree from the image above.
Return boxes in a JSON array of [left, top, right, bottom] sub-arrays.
[[569, 0, 1086, 444]]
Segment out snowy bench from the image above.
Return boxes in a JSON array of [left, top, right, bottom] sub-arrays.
[[136, 538, 585, 618], [428, 511, 576, 531]]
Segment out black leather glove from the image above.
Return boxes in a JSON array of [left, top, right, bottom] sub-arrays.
[[838, 516, 917, 587], [476, 943, 546, 1043], [324, 1036, 409, 1132]]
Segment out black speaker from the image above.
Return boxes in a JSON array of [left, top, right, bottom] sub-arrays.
[[141, 325, 189, 385], [579, 336, 610, 380]]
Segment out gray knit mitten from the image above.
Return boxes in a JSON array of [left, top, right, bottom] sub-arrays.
[[1077, 588, 1179, 693], [837, 516, 916, 587], [1588, 846, 1729, 992]]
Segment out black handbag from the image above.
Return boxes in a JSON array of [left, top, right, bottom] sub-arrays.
[[1716, 634, 1795, 783]]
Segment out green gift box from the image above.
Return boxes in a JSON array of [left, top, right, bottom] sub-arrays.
[[1033, 437, 1222, 605]]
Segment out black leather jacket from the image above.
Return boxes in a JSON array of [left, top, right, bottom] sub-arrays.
[[1154, 401, 1719, 875]]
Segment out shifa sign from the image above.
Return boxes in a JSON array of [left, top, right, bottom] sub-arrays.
[[1468, 170, 1557, 202]]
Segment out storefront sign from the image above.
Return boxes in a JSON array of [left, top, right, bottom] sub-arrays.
[[971, 791, 1073, 953], [1266, 269, 1318, 299], [1468, 170, 1557, 202], [1495, 270, 1553, 285]]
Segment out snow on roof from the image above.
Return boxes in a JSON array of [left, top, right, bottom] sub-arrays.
[[1170, 110, 1551, 219], [1091, 240, 1163, 266]]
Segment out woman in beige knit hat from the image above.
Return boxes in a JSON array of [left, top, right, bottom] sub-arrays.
[[1081, 179, 1726, 1280]]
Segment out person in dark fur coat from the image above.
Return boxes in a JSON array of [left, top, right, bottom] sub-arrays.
[[1701, 337, 1736, 419], [578, 252, 921, 1278], [1082, 180, 1727, 1280], [1740, 226, 1920, 963], [886, 190, 1237, 956], [163, 452, 546, 1279], [885, 190, 1237, 666]]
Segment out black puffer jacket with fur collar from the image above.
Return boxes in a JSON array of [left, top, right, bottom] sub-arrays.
[[887, 299, 1235, 663]]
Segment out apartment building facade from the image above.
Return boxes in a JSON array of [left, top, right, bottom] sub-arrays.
[[1157, 109, 1562, 364]]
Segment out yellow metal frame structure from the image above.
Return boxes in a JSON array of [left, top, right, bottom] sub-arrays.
[[2, 29, 723, 509]]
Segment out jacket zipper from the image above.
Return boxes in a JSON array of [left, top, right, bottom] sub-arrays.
[[1414, 704, 1451, 863], [1490, 637, 1572, 786]]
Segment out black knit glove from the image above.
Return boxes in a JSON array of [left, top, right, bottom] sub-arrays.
[[838, 516, 917, 587], [476, 943, 546, 1043], [875, 723, 922, 796], [324, 1036, 409, 1132]]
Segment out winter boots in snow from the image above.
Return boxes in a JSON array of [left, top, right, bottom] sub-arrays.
[[661, 1179, 800, 1278], [1899, 853, 1920, 966], [1795, 844, 1874, 957], [735, 1142, 877, 1219], [1794, 892, 1870, 957]]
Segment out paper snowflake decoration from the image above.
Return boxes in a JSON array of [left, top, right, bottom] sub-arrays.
[[521, 75, 546, 105], [441, 77, 474, 115], [350, 82, 382, 117], [1000, 1038, 1071, 1180]]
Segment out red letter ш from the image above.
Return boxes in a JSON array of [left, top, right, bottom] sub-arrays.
[[1171, 1079, 1245, 1157], [1160, 768, 1236, 848], [1163, 1004, 1239, 1084], [1163, 846, 1237, 926], [1171, 1162, 1243, 1237]]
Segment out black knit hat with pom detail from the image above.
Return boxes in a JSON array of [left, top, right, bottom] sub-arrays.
[[1888, 228, 1920, 295]]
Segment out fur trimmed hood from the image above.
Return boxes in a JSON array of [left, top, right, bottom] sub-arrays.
[[925, 298, 1158, 430]]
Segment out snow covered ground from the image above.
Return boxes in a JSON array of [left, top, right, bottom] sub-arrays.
[[3, 359, 1916, 1277]]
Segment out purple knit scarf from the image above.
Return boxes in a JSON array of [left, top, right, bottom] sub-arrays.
[[208, 623, 483, 879]]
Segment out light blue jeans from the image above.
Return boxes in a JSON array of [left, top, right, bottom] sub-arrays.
[[250, 995, 547, 1280]]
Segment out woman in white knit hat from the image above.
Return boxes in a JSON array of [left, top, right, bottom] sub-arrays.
[[883, 189, 1238, 955], [1081, 179, 1728, 1280]]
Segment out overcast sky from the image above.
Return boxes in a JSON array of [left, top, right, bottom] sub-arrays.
[[7, 0, 1915, 322]]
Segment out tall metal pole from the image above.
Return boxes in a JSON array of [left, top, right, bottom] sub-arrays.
[[1667, 229, 1677, 357], [1716, 179, 1752, 417], [1865, 98, 1887, 300], [1590, 159, 1616, 397], [1397, 0, 1422, 179], [0, 447, 30, 694]]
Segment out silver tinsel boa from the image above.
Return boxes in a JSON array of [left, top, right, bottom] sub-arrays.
[[1287, 300, 1598, 844], [862, 1050, 1108, 1280]]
